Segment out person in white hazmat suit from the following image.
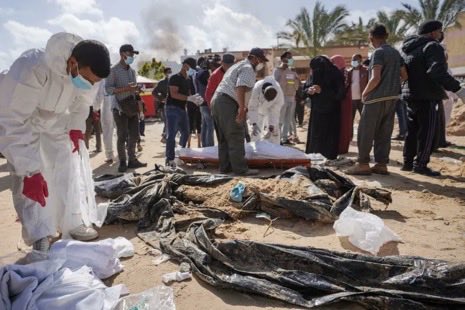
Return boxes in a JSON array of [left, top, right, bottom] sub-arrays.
[[0, 32, 111, 251], [101, 81, 117, 163], [247, 76, 285, 144]]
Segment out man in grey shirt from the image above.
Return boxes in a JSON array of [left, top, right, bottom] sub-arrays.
[[105, 44, 147, 172], [212, 48, 269, 175], [347, 24, 407, 175]]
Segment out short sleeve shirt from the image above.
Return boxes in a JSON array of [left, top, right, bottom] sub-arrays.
[[364, 44, 404, 104], [166, 73, 191, 109], [215, 59, 256, 102]]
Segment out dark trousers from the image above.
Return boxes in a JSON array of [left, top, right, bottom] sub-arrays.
[[165, 105, 189, 161], [295, 101, 305, 126], [211, 93, 248, 174], [395, 100, 408, 137], [351, 99, 363, 120], [433, 101, 447, 149], [357, 100, 396, 164], [113, 110, 139, 163], [85, 115, 102, 151], [404, 100, 439, 168]]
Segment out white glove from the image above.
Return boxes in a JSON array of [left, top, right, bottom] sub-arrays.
[[456, 87, 465, 103], [139, 112, 145, 120], [187, 94, 204, 106], [251, 123, 261, 136]]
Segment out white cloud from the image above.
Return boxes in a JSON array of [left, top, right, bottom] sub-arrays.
[[48, 14, 140, 63], [4, 20, 52, 47], [49, 0, 102, 17]]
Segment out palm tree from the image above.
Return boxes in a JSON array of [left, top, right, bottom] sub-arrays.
[[400, 0, 465, 30], [278, 1, 349, 56], [331, 17, 376, 47], [376, 10, 410, 44]]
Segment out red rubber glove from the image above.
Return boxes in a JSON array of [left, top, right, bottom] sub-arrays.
[[23, 173, 48, 207], [69, 130, 84, 153], [92, 111, 100, 122]]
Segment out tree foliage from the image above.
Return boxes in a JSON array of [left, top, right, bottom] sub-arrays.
[[138, 58, 165, 81]]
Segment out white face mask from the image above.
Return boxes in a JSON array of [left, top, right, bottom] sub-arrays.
[[255, 62, 264, 71]]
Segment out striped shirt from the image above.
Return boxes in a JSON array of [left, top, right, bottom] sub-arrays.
[[105, 62, 137, 102], [214, 59, 256, 102]]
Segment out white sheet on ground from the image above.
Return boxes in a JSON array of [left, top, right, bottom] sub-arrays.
[[49, 237, 134, 279], [178, 140, 310, 160], [0, 259, 123, 310]]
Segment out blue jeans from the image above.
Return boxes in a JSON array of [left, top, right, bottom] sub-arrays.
[[395, 100, 408, 137], [200, 105, 214, 147], [165, 105, 189, 161]]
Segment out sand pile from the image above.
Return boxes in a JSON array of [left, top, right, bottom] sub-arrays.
[[448, 100, 465, 135], [176, 177, 311, 219]]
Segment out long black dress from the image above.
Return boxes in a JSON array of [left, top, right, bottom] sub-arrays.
[[304, 57, 345, 160]]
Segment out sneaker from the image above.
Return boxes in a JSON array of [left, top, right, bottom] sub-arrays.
[[392, 135, 405, 141], [161, 137, 167, 144], [413, 166, 441, 177], [69, 225, 99, 241], [282, 139, 295, 145], [32, 237, 50, 252], [128, 159, 147, 169], [105, 158, 114, 164], [371, 163, 389, 175], [345, 163, 372, 175], [401, 163, 413, 171], [118, 161, 127, 172], [165, 160, 177, 168], [137, 144, 143, 152]]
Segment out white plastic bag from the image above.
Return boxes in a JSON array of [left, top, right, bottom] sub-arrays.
[[162, 271, 191, 284], [333, 207, 402, 255], [114, 286, 175, 310]]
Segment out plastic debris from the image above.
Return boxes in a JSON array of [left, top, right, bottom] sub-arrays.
[[230, 182, 246, 202], [333, 206, 402, 255], [114, 286, 175, 310], [162, 271, 192, 284], [152, 254, 170, 266]]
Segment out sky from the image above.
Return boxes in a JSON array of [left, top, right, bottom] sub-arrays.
[[0, 0, 418, 70]]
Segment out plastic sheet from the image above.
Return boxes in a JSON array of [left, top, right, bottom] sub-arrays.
[[113, 286, 175, 310], [333, 207, 402, 255]]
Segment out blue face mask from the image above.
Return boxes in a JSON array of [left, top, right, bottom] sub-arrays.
[[70, 66, 92, 90], [125, 56, 134, 65], [351, 60, 360, 68], [188, 68, 196, 76], [287, 58, 294, 67]]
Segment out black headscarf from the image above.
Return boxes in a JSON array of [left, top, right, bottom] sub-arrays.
[[309, 56, 343, 89]]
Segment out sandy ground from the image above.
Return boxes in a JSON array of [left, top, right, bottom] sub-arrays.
[[1, 115, 465, 310]]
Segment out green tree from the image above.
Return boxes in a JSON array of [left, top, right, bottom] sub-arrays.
[[331, 17, 376, 47], [376, 10, 410, 44], [400, 0, 465, 30], [278, 1, 349, 56], [138, 58, 165, 81]]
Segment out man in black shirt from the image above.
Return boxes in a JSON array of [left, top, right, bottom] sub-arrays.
[[153, 67, 171, 143], [401, 20, 465, 176], [165, 57, 202, 167]]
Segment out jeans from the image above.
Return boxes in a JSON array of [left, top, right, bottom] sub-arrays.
[[395, 100, 408, 137], [200, 105, 214, 147], [113, 110, 139, 163], [280, 96, 296, 140], [165, 105, 189, 161]]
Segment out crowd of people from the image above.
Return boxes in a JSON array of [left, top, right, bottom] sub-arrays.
[[0, 18, 464, 252]]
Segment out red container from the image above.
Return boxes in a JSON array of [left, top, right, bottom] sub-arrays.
[[141, 93, 156, 118]]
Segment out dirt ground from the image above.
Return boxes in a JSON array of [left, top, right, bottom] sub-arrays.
[[1, 114, 465, 310]]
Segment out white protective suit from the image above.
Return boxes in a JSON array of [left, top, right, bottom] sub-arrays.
[[101, 80, 116, 160], [0, 32, 97, 245], [247, 76, 285, 144]]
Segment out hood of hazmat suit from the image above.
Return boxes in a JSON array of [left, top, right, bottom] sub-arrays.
[[0, 32, 93, 176]]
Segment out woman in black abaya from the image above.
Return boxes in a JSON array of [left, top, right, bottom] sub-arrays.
[[304, 56, 345, 160]]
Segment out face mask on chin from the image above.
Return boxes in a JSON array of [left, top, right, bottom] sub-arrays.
[[69, 64, 92, 90], [255, 62, 264, 72]]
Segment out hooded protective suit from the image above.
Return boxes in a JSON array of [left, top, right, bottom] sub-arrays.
[[0, 32, 97, 245], [247, 76, 284, 144]]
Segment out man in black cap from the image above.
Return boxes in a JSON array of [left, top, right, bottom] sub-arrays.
[[401, 20, 465, 176], [106, 44, 147, 172], [211, 48, 269, 175]]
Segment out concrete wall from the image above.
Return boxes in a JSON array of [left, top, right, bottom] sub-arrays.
[[444, 12, 465, 69]]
